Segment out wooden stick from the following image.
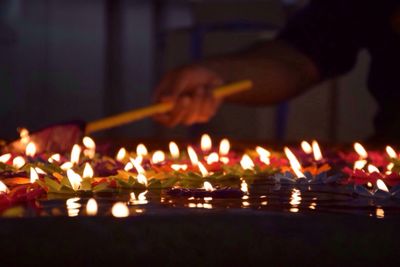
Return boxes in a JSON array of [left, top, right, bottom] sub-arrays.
[[85, 80, 253, 134]]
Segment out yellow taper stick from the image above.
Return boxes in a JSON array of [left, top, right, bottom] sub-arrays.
[[85, 80, 253, 134]]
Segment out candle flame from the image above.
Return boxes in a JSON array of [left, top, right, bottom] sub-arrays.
[[301, 141, 313, 154], [367, 164, 380, 174], [354, 160, 367, 170], [83, 137, 96, 158], [376, 179, 389, 192], [70, 144, 81, 165], [206, 152, 219, 165], [82, 136, 96, 149], [256, 146, 271, 165], [240, 154, 254, 170], [131, 157, 145, 174], [201, 134, 212, 153], [35, 167, 46, 175], [387, 162, 394, 172], [241, 180, 249, 194], [60, 161, 73, 171], [83, 163, 94, 178], [169, 141, 180, 159], [0, 180, 9, 193], [136, 173, 148, 187], [187, 146, 199, 166], [354, 142, 368, 159], [284, 147, 304, 178], [67, 169, 82, 191], [203, 181, 214, 192], [386, 146, 397, 158], [198, 162, 209, 177], [0, 153, 11, 163], [116, 147, 127, 161], [136, 144, 148, 157], [86, 198, 98, 216], [220, 157, 230, 164], [312, 140, 323, 161], [124, 162, 134, 171], [12, 156, 26, 169], [171, 164, 188, 171], [48, 153, 60, 163], [219, 139, 230, 156], [151, 150, 165, 164], [25, 142, 36, 157], [112, 202, 129, 218], [19, 128, 30, 145]]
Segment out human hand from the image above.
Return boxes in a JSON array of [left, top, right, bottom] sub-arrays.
[[153, 65, 224, 127]]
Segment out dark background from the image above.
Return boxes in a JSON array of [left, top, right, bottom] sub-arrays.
[[0, 0, 375, 143]]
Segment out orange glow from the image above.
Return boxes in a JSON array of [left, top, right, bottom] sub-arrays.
[[206, 152, 219, 165], [0, 180, 9, 193], [169, 141, 180, 159], [151, 150, 165, 164], [67, 169, 82, 191], [367, 164, 380, 174], [70, 144, 81, 165], [116, 147, 127, 161], [112, 202, 129, 217], [83, 163, 94, 178], [12, 156, 26, 169], [240, 154, 254, 170], [219, 139, 230, 155], [86, 198, 98, 216], [25, 142, 36, 157], [354, 142, 368, 159], [376, 179, 389, 192], [136, 144, 148, 157], [301, 141, 312, 154], [187, 146, 199, 166], [312, 140, 323, 161], [386, 146, 397, 158], [201, 134, 212, 153], [203, 181, 214, 192], [0, 153, 11, 163], [198, 162, 209, 177]]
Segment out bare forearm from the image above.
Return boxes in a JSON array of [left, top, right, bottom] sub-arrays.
[[202, 40, 320, 105]]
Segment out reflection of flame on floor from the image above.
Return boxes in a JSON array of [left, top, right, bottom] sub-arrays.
[[289, 189, 301, 213]]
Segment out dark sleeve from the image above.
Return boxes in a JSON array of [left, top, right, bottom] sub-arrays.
[[277, 0, 366, 80]]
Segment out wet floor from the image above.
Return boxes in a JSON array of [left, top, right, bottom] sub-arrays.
[[22, 183, 400, 219]]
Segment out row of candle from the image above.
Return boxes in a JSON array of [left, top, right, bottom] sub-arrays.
[[1, 129, 400, 205]]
